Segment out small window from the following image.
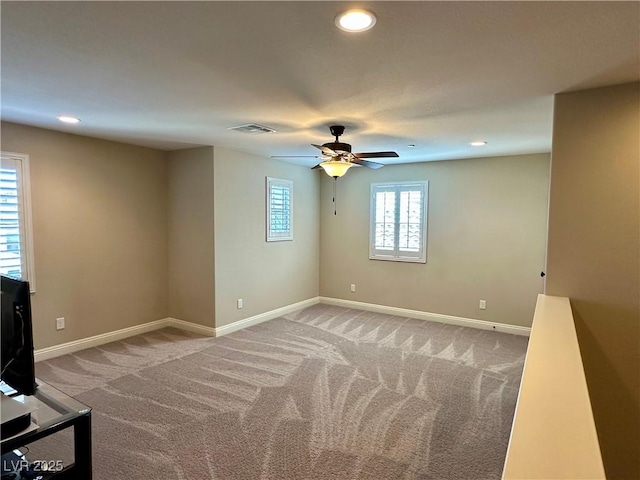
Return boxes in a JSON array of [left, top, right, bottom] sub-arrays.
[[370, 181, 428, 263], [0, 152, 36, 291], [266, 177, 293, 242]]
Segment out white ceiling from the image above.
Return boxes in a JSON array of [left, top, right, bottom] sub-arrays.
[[1, 1, 638, 167]]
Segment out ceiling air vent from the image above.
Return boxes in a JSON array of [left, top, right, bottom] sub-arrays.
[[228, 123, 277, 134]]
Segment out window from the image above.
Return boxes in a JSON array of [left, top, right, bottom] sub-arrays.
[[0, 152, 35, 290], [370, 181, 428, 263], [266, 177, 293, 242]]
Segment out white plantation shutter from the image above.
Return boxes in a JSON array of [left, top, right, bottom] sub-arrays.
[[0, 152, 35, 290], [370, 181, 428, 263], [266, 177, 293, 241]]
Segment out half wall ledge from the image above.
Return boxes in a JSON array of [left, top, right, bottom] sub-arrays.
[[502, 294, 605, 479]]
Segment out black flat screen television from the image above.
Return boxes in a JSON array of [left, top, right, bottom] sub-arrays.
[[1, 275, 36, 396]]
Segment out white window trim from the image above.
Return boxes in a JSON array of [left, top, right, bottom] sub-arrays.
[[369, 180, 428, 263], [1, 151, 36, 292], [266, 177, 293, 242]]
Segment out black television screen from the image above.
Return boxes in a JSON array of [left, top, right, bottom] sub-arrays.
[[1, 275, 36, 396]]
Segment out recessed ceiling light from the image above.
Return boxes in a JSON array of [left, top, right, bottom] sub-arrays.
[[335, 9, 377, 32], [57, 115, 81, 124], [470, 141, 487, 146]]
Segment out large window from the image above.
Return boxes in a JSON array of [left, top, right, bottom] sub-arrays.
[[0, 152, 35, 290], [266, 177, 293, 242], [370, 181, 428, 263]]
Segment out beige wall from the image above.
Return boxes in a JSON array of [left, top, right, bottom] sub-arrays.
[[0, 122, 169, 349], [167, 147, 215, 327], [320, 154, 550, 327], [546, 82, 640, 479], [213, 147, 320, 327]]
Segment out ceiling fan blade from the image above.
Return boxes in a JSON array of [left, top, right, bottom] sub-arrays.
[[354, 151, 399, 159], [311, 163, 323, 170], [351, 158, 385, 169], [271, 155, 320, 158], [312, 144, 338, 157]]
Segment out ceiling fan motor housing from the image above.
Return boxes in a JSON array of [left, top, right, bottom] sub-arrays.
[[325, 125, 351, 152], [323, 141, 352, 153]]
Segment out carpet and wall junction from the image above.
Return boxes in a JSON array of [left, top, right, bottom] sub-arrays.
[[30, 304, 528, 479]]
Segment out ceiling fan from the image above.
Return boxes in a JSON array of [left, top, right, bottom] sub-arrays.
[[272, 125, 399, 178]]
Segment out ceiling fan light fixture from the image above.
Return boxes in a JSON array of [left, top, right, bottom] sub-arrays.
[[335, 9, 377, 32], [319, 159, 355, 178]]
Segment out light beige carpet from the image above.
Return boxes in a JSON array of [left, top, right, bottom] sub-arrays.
[[31, 304, 527, 479]]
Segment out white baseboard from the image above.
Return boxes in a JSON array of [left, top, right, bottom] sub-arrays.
[[167, 317, 216, 337], [213, 297, 320, 336], [34, 318, 173, 362], [35, 295, 528, 362], [319, 297, 531, 336], [35, 297, 321, 362]]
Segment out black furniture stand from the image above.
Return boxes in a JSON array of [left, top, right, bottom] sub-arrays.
[[1, 379, 92, 479]]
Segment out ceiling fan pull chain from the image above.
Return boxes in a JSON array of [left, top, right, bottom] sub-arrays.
[[333, 177, 337, 215]]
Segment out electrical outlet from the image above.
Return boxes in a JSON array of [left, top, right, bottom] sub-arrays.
[[56, 317, 65, 330], [350, 284, 356, 293], [237, 299, 243, 309], [479, 300, 487, 310]]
